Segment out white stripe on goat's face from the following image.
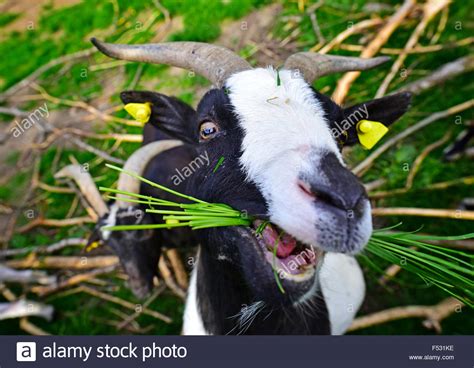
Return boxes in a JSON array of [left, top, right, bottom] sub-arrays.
[[227, 68, 371, 253]]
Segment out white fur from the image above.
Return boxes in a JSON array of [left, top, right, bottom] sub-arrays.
[[319, 253, 366, 335], [100, 204, 118, 240], [227, 68, 343, 247], [182, 252, 209, 335]]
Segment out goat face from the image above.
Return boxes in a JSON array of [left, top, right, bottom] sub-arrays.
[[121, 68, 411, 304]]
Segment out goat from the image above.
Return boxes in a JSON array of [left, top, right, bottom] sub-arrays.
[[61, 39, 412, 335]]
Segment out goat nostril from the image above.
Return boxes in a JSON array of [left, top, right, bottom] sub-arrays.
[[298, 180, 316, 199]]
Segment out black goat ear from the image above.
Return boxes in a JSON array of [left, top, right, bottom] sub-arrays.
[[120, 90, 198, 144], [338, 92, 412, 146]]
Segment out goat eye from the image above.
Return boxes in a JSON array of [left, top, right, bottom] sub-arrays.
[[199, 121, 219, 140]]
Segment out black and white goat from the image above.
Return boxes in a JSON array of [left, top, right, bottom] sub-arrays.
[[63, 39, 412, 335]]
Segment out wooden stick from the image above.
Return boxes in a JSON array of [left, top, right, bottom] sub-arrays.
[[369, 176, 474, 199], [332, 0, 416, 104], [396, 55, 474, 95], [20, 317, 50, 336], [375, 0, 451, 97], [316, 18, 383, 54], [353, 99, 474, 175], [165, 249, 189, 289], [371, 207, 474, 220], [349, 297, 463, 333], [405, 130, 452, 189], [0, 238, 86, 257], [17, 216, 95, 233], [78, 285, 172, 323], [159, 256, 186, 300], [0, 265, 56, 285], [338, 36, 473, 55], [32, 265, 118, 297], [117, 284, 166, 330], [6, 255, 119, 270]]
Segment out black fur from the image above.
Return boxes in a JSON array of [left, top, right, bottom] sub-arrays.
[[103, 87, 411, 334]]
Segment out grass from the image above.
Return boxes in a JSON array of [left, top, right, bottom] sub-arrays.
[[0, 0, 473, 334]]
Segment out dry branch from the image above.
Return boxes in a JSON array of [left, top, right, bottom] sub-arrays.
[[369, 176, 474, 199], [349, 298, 463, 333], [371, 207, 474, 220], [375, 0, 451, 97], [159, 256, 186, 300], [353, 99, 474, 175], [78, 285, 172, 323], [332, 0, 416, 104], [405, 130, 452, 189], [339, 36, 474, 55], [165, 249, 189, 289], [396, 55, 474, 95], [117, 284, 167, 330], [32, 265, 118, 297], [0, 265, 56, 285], [0, 238, 86, 258], [20, 318, 50, 336], [316, 18, 383, 54], [17, 216, 95, 233], [0, 299, 53, 321], [6, 255, 119, 270]]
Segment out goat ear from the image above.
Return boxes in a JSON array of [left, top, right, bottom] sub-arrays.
[[120, 90, 197, 144], [339, 92, 412, 146]]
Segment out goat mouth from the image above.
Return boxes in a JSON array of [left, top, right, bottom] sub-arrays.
[[251, 220, 322, 282]]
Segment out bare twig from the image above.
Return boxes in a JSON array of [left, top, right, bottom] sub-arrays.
[[0, 238, 86, 258], [20, 318, 50, 335], [332, 0, 416, 104], [371, 207, 474, 220], [349, 298, 463, 333], [78, 285, 172, 323], [395, 55, 474, 95], [6, 255, 118, 270], [32, 265, 118, 297], [117, 284, 166, 330], [370, 176, 474, 199], [17, 216, 95, 233], [0, 265, 56, 285], [316, 18, 383, 54], [0, 299, 54, 321], [376, 0, 451, 97], [405, 130, 452, 189], [338, 36, 473, 55], [159, 256, 186, 300], [165, 249, 189, 289]]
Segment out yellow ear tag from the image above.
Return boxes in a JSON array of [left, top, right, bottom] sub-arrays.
[[85, 241, 100, 253], [124, 102, 151, 124], [356, 120, 388, 150]]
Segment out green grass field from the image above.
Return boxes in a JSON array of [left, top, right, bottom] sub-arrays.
[[0, 0, 472, 335]]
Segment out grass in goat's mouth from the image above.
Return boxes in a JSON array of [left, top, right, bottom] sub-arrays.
[[100, 164, 473, 304]]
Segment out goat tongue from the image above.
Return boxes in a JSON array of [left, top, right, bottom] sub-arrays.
[[261, 224, 297, 258]]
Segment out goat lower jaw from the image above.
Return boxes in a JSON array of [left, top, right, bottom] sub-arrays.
[[252, 221, 323, 283]]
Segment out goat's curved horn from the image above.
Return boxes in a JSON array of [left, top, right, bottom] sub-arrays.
[[283, 53, 390, 84], [116, 140, 183, 208], [55, 165, 109, 217], [91, 38, 251, 87]]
